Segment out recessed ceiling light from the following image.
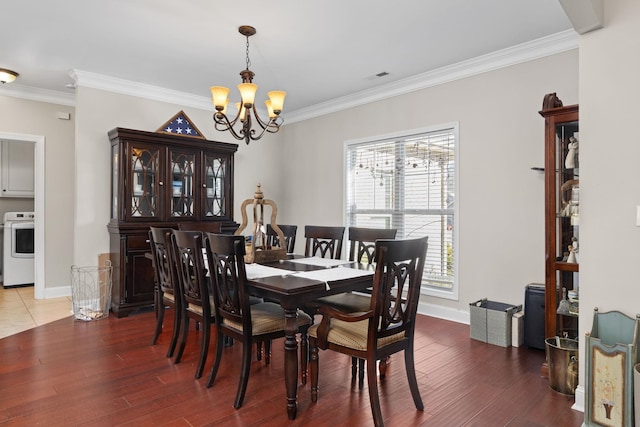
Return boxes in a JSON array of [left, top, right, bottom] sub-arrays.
[[0, 68, 19, 84]]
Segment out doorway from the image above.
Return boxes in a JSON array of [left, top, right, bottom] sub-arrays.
[[0, 132, 44, 299]]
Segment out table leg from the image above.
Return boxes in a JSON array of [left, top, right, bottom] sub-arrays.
[[284, 307, 299, 419]]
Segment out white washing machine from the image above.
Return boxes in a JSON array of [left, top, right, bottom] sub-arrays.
[[3, 212, 35, 287]]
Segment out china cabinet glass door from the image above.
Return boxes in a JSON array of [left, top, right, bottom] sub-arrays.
[[170, 150, 195, 218], [203, 153, 226, 217], [554, 119, 579, 335], [130, 145, 160, 218]]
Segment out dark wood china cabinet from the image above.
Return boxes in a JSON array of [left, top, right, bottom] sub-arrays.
[[539, 93, 579, 344], [107, 127, 238, 317]]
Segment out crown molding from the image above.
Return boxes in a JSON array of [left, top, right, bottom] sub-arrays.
[[69, 70, 213, 110], [0, 84, 75, 106], [285, 29, 578, 124], [0, 30, 578, 121]]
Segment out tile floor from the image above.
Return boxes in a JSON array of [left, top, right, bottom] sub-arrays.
[[0, 285, 72, 339]]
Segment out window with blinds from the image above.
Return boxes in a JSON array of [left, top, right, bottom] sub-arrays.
[[345, 125, 457, 295]]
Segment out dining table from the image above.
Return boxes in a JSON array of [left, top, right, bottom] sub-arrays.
[[244, 255, 375, 420]]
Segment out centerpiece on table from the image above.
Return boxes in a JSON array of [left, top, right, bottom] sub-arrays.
[[235, 183, 287, 264]]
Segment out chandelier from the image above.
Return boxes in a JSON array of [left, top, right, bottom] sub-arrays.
[[210, 26, 286, 145]]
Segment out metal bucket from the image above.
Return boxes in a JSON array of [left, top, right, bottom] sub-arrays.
[[545, 337, 578, 395]]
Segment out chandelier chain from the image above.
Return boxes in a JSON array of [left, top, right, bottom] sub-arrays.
[[245, 36, 251, 70]]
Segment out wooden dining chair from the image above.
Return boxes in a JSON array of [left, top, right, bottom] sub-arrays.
[[171, 230, 215, 379], [309, 236, 429, 427], [178, 221, 269, 352], [304, 225, 345, 259], [203, 233, 312, 409], [177, 221, 222, 233], [313, 226, 398, 381], [149, 226, 181, 358], [266, 224, 297, 253]]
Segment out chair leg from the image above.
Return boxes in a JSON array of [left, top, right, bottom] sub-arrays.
[[195, 321, 210, 379], [256, 341, 263, 361], [404, 347, 424, 411], [233, 339, 253, 409], [366, 355, 384, 427], [358, 358, 365, 389], [174, 314, 190, 364], [264, 340, 272, 365], [351, 356, 357, 378], [151, 300, 165, 345], [300, 332, 308, 385], [154, 288, 159, 318], [379, 355, 390, 378], [310, 343, 319, 402], [206, 330, 225, 388], [167, 305, 181, 358]]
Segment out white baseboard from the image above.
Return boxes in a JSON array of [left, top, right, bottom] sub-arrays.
[[572, 384, 585, 413], [418, 300, 470, 324], [44, 285, 71, 299]]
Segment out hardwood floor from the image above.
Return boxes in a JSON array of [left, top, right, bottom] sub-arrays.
[[0, 309, 583, 426]]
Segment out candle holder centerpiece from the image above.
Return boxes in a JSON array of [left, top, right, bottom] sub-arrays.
[[235, 183, 287, 264]]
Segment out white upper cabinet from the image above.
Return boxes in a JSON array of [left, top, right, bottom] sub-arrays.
[[1, 140, 35, 198]]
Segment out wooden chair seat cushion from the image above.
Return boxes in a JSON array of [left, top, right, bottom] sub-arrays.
[[314, 292, 371, 312], [162, 292, 176, 302], [186, 296, 215, 315], [223, 302, 312, 335], [308, 318, 405, 351]]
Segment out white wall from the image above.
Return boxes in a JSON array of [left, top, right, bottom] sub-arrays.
[[72, 87, 284, 268], [281, 50, 579, 318], [577, 0, 640, 406]]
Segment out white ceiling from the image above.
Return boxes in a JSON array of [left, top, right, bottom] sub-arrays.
[[0, 1, 575, 120]]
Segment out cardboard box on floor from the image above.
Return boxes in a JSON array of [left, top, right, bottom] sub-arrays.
[[98, 253, 111, 269]]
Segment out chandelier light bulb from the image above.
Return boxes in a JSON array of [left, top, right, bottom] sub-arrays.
[[210, 86, 230, 111], [238, 82, 257, 108], [267, 91, 286, 115], [265, 100, 275, 119]]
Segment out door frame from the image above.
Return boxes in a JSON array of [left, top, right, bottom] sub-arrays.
[[0, 132, 45, 298]]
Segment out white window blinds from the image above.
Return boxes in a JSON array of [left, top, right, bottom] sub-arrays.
[[346, 126, 457, 292]]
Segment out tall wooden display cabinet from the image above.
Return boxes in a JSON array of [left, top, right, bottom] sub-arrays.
[[539, 93, 580, 341], [107, 127, 238, 317]]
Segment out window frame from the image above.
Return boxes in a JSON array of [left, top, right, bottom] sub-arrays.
[[343, 123, 459, 301]]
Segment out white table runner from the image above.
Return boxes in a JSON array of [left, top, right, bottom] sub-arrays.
[[287, 257, 352, 268], [244, 263, 294, 279]]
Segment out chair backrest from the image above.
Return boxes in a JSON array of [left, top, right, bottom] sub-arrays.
[[304, 225, 345, 259], [178, 221, 222, 234], [171, 230, 211, 315], [149, 227, 178, 296], [266, 224, 297, 253], [369, 236, 429, 343], [347, 227, 398, 264], [204, 233, 252, 334]]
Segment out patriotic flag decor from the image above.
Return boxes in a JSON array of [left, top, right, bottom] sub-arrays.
[[157, 111, 205, 139]]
